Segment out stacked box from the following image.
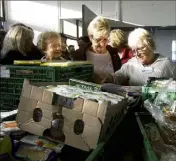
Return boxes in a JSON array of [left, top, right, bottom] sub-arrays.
[[0, 61, 93, 111], [16, 79, 127, 151]]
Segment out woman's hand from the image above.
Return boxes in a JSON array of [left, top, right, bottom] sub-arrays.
[[100, 74, 114, 84]]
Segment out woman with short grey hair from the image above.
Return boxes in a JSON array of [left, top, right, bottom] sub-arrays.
[[0, 25, 43, 64], [104, 28, 176, 86], [37, 31, 65, 61]]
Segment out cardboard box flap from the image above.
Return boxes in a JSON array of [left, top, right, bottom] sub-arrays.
[[30, 86, 44, 101], [73, 98, 84, 112], [37, 118, 52, 129], [20, 123, 46, 136], [82, 114, 101, 148], [62, 108, 84, 134], [62, 108, 83, 123], [22, 79, 32, 98], [37, 102, 62, 114], [18, 97, 37, 112], [82, 99, 99, 117], [97, 102, 108, 123], [63, 127, 90, 151], [16, 111, 32, 124], [42, 89, 55, 105]]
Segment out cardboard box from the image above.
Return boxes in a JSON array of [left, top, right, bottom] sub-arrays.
[[16, 79, 127, 151]]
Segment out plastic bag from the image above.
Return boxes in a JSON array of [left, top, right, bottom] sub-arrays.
[[144, 79, 176, 149], [160, 152, 176, 161], [157, 113, 176, 146], [144, 78, 176, 123], [153, 79, 176, 113], [144, 100, 165, 124], [144, 100, 176, 147], [145, 123, 176, 159]]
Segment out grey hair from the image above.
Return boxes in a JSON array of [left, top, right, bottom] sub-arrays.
[[128, 28, 156, 51], [1, 25, 34, 57]]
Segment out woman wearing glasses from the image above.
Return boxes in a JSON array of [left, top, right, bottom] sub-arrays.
[[71, 16, 121, 84], [104, 28, 176, 86]]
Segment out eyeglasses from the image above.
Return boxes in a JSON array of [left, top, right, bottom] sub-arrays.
[[91, 37, 108, 44], [131, 46, 147, 56], [48, 43, 61, 48]]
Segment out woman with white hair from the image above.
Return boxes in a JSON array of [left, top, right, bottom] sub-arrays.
[[104, 28, 176, 86], [71, 16, 121, 83], [0, 25, 43, 64]]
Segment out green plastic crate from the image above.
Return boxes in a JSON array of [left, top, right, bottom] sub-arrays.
[[0, 94, 20, 111], [0, 64, 93, 111], [135, 112, 159, 161], [1, 64, 93, 82]]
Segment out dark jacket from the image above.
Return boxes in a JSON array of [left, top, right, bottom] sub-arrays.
[[61, 50, 72, 60], [0, 45, 44, 65], [71, 43, 121, 72]]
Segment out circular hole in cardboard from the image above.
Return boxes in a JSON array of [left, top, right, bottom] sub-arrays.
[[74, 119, 84, 135], [33, 108, 43, 122]]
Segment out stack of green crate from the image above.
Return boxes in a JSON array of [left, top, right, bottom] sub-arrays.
[[0, 61, 93, 111]]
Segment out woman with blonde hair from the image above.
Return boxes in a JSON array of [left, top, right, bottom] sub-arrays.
[[104, 28, 176, 85], [0, 25, 43, 64], [71, 16, 121, 83], [37, 31, 65, 61], [109, 29, 133, 64]]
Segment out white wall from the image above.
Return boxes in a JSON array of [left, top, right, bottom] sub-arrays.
[[5, 1, 60, 44], [154, 30, 176, 59], [60, 1, 101, 19], [122, 1, 176, 26], [101, 1, 117, 19], [4, 0, 176, 50], [59, 1, 176, 26], [5, 1, 176, 29]]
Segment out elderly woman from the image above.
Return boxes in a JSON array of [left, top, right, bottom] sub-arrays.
[[109, 29, 133, 64], [10, 23, 44, 59], [0, 25, 43, 65], [71, 16, 121, 83], [37, 31, 65, 61], [104, 28, 176, 86]]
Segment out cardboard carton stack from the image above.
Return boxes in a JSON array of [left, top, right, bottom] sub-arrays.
[[16, 79, 127, 151]]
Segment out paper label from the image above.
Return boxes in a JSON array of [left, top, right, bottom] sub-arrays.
[[142, 67, 153, 74], [0, 66, 10, 78], [54, 95, 74, 109]]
